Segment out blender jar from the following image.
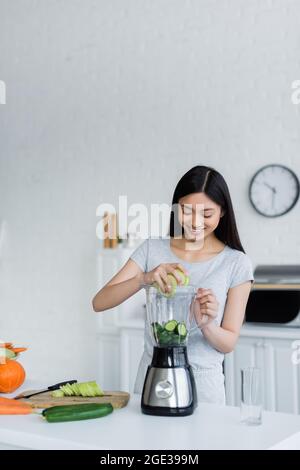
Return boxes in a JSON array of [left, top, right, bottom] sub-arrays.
[[145, 285, 197, 348]]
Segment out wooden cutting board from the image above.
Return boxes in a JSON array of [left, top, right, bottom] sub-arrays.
[[20, 390, 130, 410]]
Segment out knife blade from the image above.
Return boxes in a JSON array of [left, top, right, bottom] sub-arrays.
[[14, 380, 78, 400]]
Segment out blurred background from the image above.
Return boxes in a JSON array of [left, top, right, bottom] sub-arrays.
[[0, 1, 299, 398]]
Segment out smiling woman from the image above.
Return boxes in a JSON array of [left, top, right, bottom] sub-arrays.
[[170, 192, 225, 261], [92, 165, 254, 405]]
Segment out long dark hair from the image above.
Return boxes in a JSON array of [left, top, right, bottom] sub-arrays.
[[169, 165, 245, 253]]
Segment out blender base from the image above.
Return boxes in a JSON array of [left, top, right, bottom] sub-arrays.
[[141, 347, 198, 417], [141, 402, 195, 417]]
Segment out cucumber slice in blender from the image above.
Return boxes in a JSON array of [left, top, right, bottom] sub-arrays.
[[170, 334, 181, 346], [164, 320, 178, 332], [157, 330, 173, 345], [152, 322, 163, 340], [176, 322, 187, 338], [152, 321, 163, 333]]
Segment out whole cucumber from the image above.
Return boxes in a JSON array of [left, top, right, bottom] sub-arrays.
[[43, 403, 113, 422]]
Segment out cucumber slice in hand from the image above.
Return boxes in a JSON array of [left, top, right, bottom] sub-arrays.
[[153, 274, 177, 298], [152, 269, 189, 298], [174, 268, 190, 287]]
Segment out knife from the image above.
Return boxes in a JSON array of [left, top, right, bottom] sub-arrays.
[[14, 380, 78, 400]]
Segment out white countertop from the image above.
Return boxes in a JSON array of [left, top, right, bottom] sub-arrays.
[[1, 381, 300, 450]]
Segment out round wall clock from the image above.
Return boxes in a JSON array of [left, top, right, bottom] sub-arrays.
[[249, 164, 300, 217]]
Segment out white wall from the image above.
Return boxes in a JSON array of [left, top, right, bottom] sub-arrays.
[[0, 0, 299, 383]]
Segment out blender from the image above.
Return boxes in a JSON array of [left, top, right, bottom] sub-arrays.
[[141, 285, 198, 416]]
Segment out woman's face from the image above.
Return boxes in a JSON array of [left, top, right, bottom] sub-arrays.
[[177, 192, 223, 242]]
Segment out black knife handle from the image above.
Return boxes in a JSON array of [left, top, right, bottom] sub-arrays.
[[47, 380, 77, 391]]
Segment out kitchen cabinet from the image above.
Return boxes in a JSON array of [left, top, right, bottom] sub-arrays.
[[224, 325, 300, 414], [120, 328, 145, 392], [97, 330, 121, 391]]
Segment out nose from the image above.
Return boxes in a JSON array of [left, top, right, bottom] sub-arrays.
[[192, 213, 204, 229]]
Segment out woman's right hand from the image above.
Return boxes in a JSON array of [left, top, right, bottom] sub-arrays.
[[141, 263, 188, 294]]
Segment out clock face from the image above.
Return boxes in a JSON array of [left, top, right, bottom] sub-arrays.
[[249, 164, 300, 217]]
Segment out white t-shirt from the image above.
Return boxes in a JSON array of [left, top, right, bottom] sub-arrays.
[[129, 237, 254, 394]]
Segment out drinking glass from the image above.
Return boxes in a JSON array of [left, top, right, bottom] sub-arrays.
[[240, 367, 262, 425]]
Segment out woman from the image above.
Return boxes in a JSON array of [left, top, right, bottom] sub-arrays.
[[92, 165, 254, 405]]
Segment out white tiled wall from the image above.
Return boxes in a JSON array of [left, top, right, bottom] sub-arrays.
[[0, 0, 299, 381]]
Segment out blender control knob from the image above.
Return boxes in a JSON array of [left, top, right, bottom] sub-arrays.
[[155, 380, 174, 399]]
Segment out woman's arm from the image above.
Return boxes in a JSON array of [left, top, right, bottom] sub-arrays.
[[92, 260, 187, 312], [92, 259, 144, 312], [200, 281, 252, 354]]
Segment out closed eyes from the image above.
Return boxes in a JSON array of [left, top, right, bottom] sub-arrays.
[[182, 211, 213, 218]]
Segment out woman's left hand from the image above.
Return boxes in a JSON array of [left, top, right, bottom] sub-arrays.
[[191, 288, 219, 329]]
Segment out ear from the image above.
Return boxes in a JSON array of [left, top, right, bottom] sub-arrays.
[[220, 209, 225, 218]]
